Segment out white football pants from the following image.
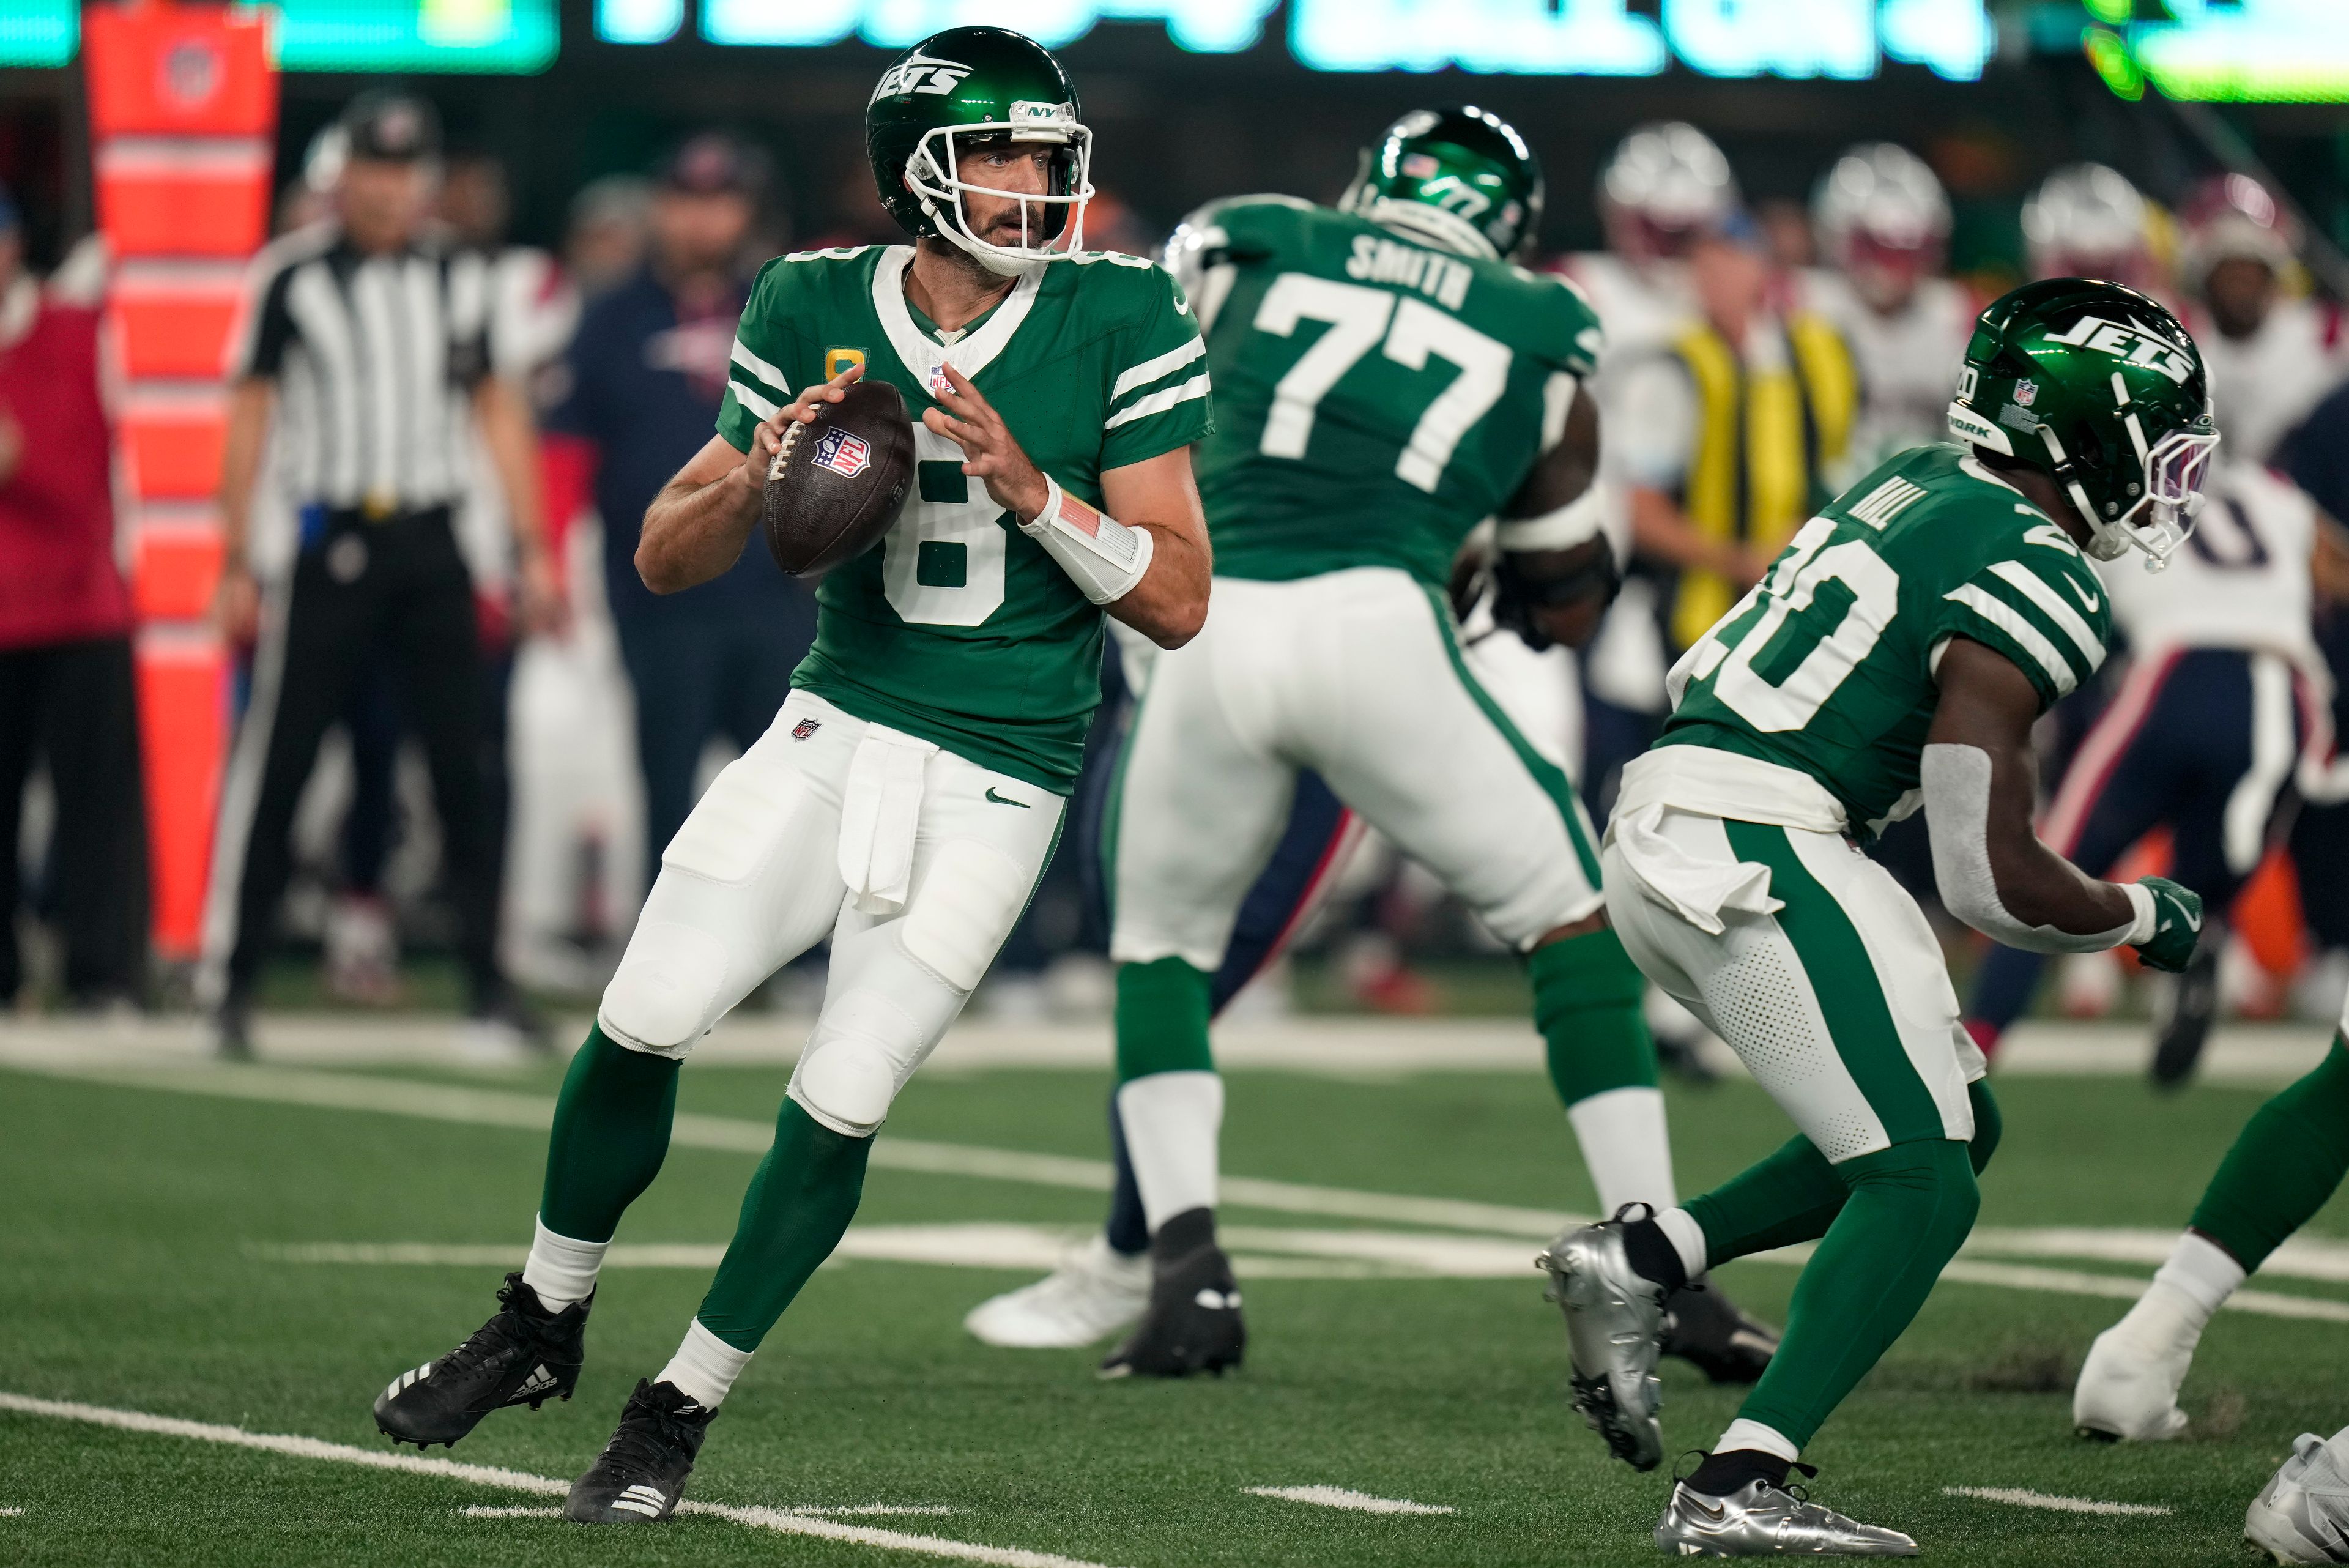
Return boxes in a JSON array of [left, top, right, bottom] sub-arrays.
[[596, 689, 1064, 1137], [1110, 568, 1605, 970]]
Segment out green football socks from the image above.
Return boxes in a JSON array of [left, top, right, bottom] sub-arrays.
[[2191, 1036, 2349, 1271], [1529, 926, 1658, 1104], [696, 1098, 874, 1351], [1114, 956, 1215, 1082], [1732, 1137, 1980, 1449], [1687, 1079, 2001, 1266], [540, 1024, 681, 1244]]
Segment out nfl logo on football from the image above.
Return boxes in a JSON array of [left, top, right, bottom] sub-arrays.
[[812, 427, 872, 479]]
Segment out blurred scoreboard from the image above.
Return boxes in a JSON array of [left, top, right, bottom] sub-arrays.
[[2, 1, 2345, 100], [0, 0, 557, 72]]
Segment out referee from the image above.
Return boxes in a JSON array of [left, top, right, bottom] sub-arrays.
[[206, 91, 559, 1055]]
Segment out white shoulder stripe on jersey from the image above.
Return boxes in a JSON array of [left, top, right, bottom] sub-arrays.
[[730, 382, 781, 421], [730, 337, 791, 398], [1104, 373, 1208, 431], [1944, 584, 2079, 696], [1111, 336, 1206, 400], [1986, 560, 2104, 669]]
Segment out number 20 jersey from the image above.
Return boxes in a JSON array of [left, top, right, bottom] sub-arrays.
[[1184, 197, 1603, 589], [1660, 444, 2115, 835]]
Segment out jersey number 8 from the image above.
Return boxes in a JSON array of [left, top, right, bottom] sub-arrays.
[[1252, 272, 1510, 494]]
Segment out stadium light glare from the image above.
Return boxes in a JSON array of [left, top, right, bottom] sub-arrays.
[[599, 0, 685, 45]]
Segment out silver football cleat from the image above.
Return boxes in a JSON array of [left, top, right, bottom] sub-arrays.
[[1538, 1209, 1669, 1471], [1655, 1479, 1920, 1557], [2244, 1427, 2349, 1564]]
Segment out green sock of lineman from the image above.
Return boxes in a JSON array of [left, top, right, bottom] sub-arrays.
[[2192, 1037, 2349, 1270], [1682, 1079, 2002, 1266], [688, 1099, 872, 1359], [522, 1024, 680, 1309], [1113, 957, 1222, 1233], [1527, 927, 1674, 1213], [1729, 1137, 1980, 1451]]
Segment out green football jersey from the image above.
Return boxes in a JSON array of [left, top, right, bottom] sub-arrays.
[[1660, 444, 2113, 835], [717, 244, 1211, 792], [1186, 196, 1603, 588]]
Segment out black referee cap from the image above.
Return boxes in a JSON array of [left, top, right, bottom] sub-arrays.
[[340, 91, 442, 163]]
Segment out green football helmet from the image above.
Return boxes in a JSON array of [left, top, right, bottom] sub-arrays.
[[866, 26, 1093, 275], [1340, 105, 1543, 263], [1946, 277, 2219, 570]]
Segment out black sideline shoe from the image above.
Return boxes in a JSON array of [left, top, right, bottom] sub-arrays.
[[373, 1272, 588, 1449]]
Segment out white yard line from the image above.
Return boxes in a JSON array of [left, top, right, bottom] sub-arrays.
[[0, 1506, 21, 1517], [1943, 1486, 2170, 1517], [0, 1392, 1106, 1568], [15, 1045, 2349, 1319], [460, 1504, 561, 1517], [1243, 1485, 1454, 1515], [0, 1015, 2332, 1083]]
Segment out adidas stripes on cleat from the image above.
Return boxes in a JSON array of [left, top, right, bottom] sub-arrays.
[[373, 1272, 588, 1449], [1099, 1207, 1245, 1379], [566, 1378, 716, 1524]]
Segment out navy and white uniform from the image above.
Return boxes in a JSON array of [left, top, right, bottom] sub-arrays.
[[1967, 462, 2330, 1040], [2187, 296, 2348, 465]]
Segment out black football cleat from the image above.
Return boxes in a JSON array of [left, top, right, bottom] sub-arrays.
[[373, 1272, 588, 1449], [565, 1378, 715, 1524], [2150, 921, 2222, 1090], [1663, 1279, 1780, 1384], [1100, 1207, 1245, 1379]]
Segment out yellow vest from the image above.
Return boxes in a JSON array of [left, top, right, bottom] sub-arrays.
[[1668, 312, 1857, 651]]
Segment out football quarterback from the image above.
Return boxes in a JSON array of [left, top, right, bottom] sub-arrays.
[[1550, 278, 2216, 1555], [370, 25, 1213, 1523], [992, 105, 1772, 1389]]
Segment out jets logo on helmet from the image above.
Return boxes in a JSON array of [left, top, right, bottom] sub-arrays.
[[2041, 313, 2197, 385], [871, 48, 972, 102], [1947, 278, 2219, 571], [1340, 104, 1543, 263], [865, 26, 1096, 277]]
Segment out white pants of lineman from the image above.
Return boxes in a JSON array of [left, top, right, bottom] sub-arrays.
[[1111, 567, 1605, 972], [596, 688, 1064, 1137]]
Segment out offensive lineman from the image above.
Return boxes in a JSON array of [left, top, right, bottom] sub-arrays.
[[1549, 279, 2213, 1555], [370, 27, 1213, 1522], [1074, 106, 1773, 1383]]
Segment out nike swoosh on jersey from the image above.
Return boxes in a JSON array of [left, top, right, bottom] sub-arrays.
[[984, 787, 1030, 808], [2066, 577, 2101, 612]]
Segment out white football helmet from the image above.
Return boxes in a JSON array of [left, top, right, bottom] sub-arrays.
[[2024, 162, 2156, 290], [1814, 142, 1950, 310], [1600, 121, 1737, 266]]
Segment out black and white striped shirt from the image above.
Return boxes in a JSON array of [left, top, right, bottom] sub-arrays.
[[227, 222, 494, 514]]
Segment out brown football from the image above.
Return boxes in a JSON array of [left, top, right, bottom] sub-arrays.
[[760, 378, 916, 577]]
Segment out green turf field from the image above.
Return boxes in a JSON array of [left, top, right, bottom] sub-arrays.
[[2, 1031, 2345, 1566]]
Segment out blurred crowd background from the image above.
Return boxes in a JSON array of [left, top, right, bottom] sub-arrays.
[[5, 0, 2349, 1048]]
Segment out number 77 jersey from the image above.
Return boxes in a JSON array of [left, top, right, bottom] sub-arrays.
[[1659, 444, 2115, 838], [1179, 196, 1603, 588]]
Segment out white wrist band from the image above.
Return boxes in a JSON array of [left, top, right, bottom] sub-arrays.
[[2123, 881, 2158, 946], [1020, 474, 1153, 606]]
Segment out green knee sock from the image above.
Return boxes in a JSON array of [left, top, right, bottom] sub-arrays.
[[2191, 1038, 2349, 1271], [1734, 1138, 1979, 1449], [540, 1024, 680, 1243], [695, 1099, 874, 1352], [1528, 927, 1657, 1104], [1115, 956, 1214, 1082], [1686, 1080, 2001, 1267]]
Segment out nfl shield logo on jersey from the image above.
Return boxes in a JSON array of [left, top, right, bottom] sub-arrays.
[[792, 717, 820, 740], [811, 427, 872, 479], [926, 363, 954, 397]]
